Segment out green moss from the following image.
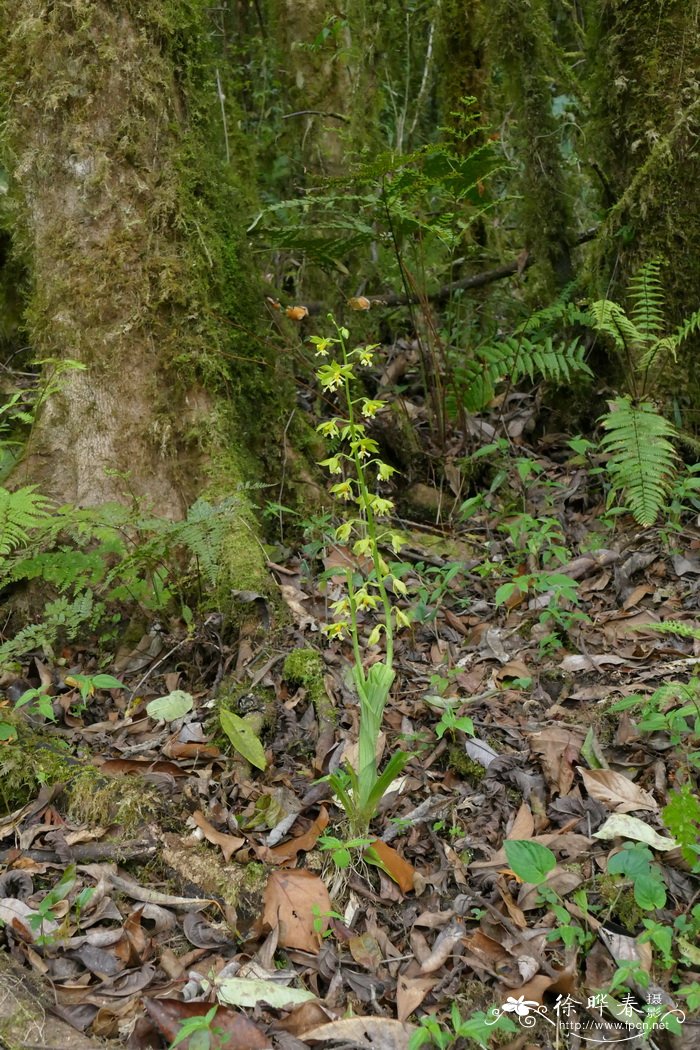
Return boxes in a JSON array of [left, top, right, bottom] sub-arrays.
[[0, 735, 77, 814], [596, 874, 643, 932], [67, 769, 161, 831], [283, 648, 326, 706], [284, 646, 336, 728], [447, 746, 487, 782], [0, 0, 296, 563]]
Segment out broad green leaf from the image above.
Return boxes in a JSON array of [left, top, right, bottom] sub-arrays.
[[91, 674, 126, 690], [634, 874, 666, 910], [146, 690, 194, 722], [504, 840, 557, 885], [215, 977, 315, 1009], [219, 709, 267, 770], [607, 842, 653, 878]]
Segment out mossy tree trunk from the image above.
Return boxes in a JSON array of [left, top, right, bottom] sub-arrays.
[[586, 0, 700, 367], [0, 0, 283, 560], [486, 0, 576, 291]]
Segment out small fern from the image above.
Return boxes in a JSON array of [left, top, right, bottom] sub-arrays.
[[0, 493, 245, 668], [599, 396, 678, 526], [590, 259, 700, 396], [0, 487, 52, 555], [589, 260, 700, 525], [452, 292, 592, 412]]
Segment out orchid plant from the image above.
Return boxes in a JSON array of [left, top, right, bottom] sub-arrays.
[[313, 317, 410, 834]]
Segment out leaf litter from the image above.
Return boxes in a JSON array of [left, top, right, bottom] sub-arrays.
[[1, 417, 700, 1048]]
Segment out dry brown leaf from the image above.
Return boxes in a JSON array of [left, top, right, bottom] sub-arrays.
[[262, 869, 331, 952], [495, 882, 528, 928], [347, 296, 371, 311], [274, 1000, 335, 1036], [144, 999, 268, 1049], [367, 840, 415, 894], [529, 727, 585, 795], [396, 975, 436, 1022], [348, 932, 383, 970], [285, 305, 309, 320], [301, 1017, 416, 1048], [419, 918, 465, 974], [192, 811, 245, 862], [578, 767, 657, 812], [506, 802, 535, 840], [262, 807, 329, 865]]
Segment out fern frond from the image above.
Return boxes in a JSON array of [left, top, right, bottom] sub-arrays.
[[0, 486, 52, 556], [599, 397, 678, 525], [653, 307, 700, 361], [628, 620, 700, 640], [589, 299, 644, 352], [627, 259, 666, 339]]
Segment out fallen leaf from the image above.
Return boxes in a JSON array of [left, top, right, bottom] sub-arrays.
[[348, 932, 383, 970], [215, 976, 315, 1009], [366, 840, 415, 893], [219, 709, 267, 770], [301, 1017, 416, 1048], [578, 767, 657, 812], [144, 999, 269, 1049], [419, 918, 465, 973], [192, 810, 246, 862], [262, 869, 332, 952], [593, 814, 677, 849], [262, 807, 329, 864], [285, 305, 309, 321], [396, 975, 436, 1022], [528, 727, 584, 795], [146, 690, 193, 722]]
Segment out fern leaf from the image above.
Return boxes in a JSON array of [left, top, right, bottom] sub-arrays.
[[0, 486, 52, 556], [627, 259, 666, 339], [599, 397, 678, 525], [589, 299, 644, 352]]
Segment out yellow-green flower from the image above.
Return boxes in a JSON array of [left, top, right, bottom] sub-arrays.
[[330, 480, 354, 500], [361, 399, 384, 418]]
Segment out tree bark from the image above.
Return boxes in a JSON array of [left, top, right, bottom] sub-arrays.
[[0, 0, 279, 543], [587, 0, 700, 337]]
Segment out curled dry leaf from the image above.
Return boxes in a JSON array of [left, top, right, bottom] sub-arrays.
[[259, 807, 329, 865], [192, 810, 246, 862], [419, 918, 466, 974]]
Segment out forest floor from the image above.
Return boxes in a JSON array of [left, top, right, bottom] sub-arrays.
[[1, 391, 700, 1050]]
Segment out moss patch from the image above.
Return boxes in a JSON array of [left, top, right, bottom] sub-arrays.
[[67, 768, 161, 831], [284, 646, 336, 727]]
